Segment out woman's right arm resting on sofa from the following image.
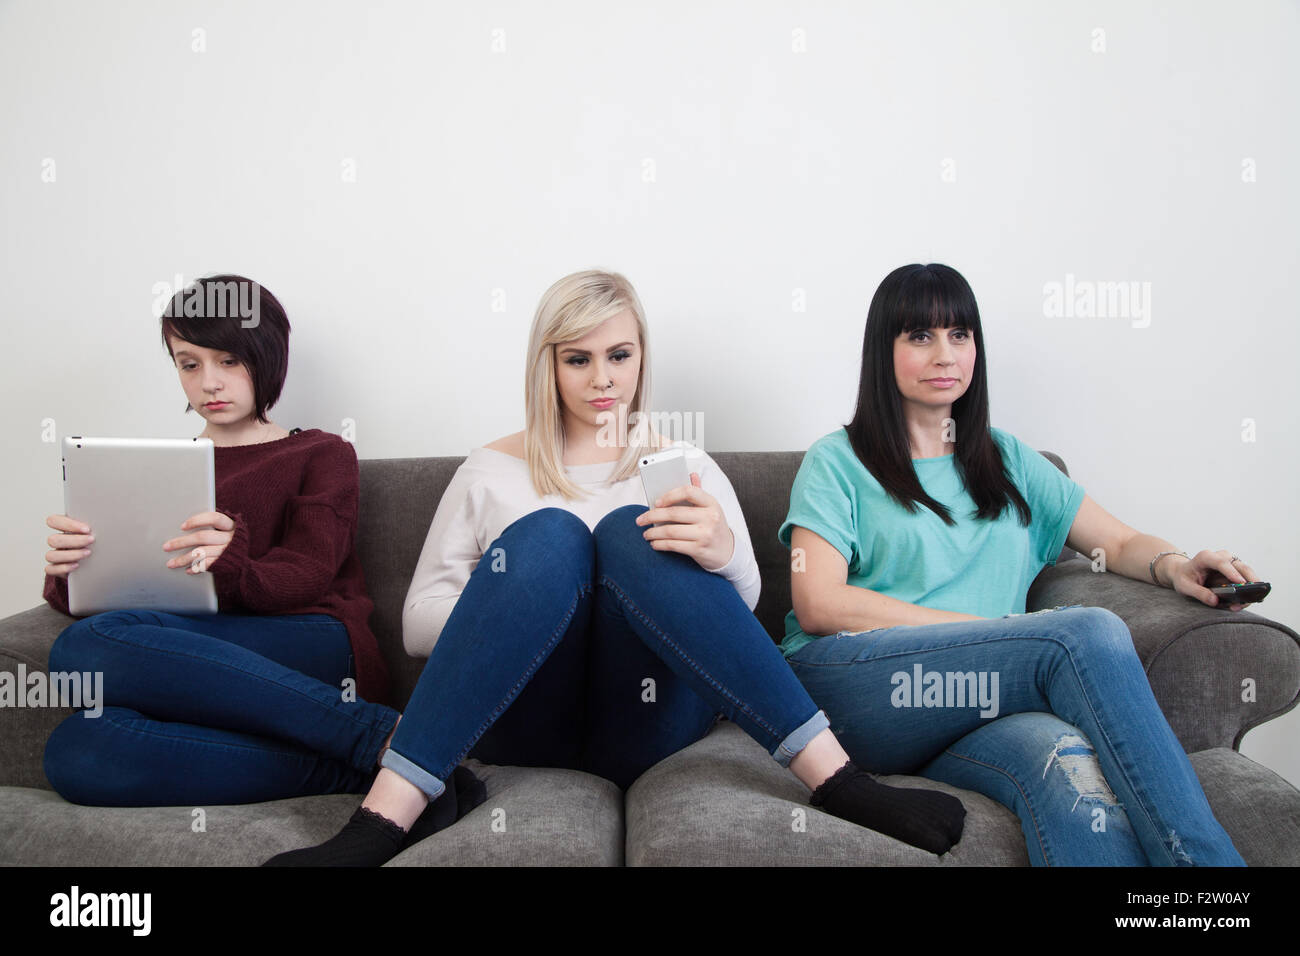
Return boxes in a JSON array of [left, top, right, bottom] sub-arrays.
[[789, 525, 979, 635], [401, 465, 484, 658]]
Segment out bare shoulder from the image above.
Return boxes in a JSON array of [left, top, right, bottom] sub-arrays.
[[484, 431, 526, 460]]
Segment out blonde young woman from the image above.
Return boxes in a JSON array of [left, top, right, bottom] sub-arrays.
[[268, 270, 968, 866]]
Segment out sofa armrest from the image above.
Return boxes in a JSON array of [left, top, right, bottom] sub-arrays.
[[1027, 558, 1300, 753], [0, 605, 77, 790]]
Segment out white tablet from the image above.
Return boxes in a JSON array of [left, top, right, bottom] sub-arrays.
[[63, 436, 219, 616]]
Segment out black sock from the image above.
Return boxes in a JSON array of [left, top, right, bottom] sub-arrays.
[[262, 766, 489, 867], [810, 761, 966, 855], [403, 765, 487, 848], [262, 805, 407, 867]]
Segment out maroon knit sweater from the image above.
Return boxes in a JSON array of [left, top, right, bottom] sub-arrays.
[[44, 428, 390, 705]]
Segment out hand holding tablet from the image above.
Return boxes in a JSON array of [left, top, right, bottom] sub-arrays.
[[54, 436, 220, 615], [163, 511, 236, 574], [43, 514, 94, 577]]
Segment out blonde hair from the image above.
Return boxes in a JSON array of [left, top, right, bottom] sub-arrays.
[[524, 270, 664, 500]]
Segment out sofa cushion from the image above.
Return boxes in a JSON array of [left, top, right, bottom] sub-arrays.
[[625, 720, 1029, 866], [388, 760, 623, 866], [0, 760, 622, 866], [624, 721, 1300, 866], [0, 605, 78, 790], [1189, 748, 1300, 866]]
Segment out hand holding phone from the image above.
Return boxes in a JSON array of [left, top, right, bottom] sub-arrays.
[[636, 448, 735, 571], [638, 448, 694, 524]]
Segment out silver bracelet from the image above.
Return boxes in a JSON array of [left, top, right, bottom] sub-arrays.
[[1149, 550, 1188, 586]]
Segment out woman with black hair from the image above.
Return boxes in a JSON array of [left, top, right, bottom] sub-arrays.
[[781, 263, 1252, 866], [40, 276, 481, 841]]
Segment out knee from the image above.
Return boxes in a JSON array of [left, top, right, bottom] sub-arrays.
[[593, 504, 645, 539], [1047, 607, 1136, 661], [952, 713, 1114, 801], [592, 504, 649, 562], [43, 708, 136, 806], [48, 615, 107, 673], [1001, 712, 1088, 761], [1033, 720, 1122, 809], [950, 711, 1077, 766], [1003, 710, 1077, 738], [992, 716, 1124, 819], [48, 610, 148, 674], [497, 508, 593, 576]]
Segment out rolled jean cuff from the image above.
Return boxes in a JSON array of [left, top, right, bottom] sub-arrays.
[[773, 709, 830, 767], [379, 748, 446, 800]]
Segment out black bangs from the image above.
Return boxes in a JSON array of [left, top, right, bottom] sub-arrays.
[[844, 262, 1030, 528], [889, 264, 981, 336]]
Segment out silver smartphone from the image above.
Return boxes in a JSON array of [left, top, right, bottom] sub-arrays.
[[63, 436, 219, 616], [638, 447, 695, 524]]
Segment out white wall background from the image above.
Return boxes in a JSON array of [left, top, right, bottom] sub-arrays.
[[2, 1, 1297, 785]]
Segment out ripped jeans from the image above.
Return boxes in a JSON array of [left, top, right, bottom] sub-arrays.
[[786, 607, 1244, 866]]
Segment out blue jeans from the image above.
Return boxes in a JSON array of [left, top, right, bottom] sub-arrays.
[[43, 609, 399, 806], [787, 607, 1245, 866], [381, 506, 830, 796]]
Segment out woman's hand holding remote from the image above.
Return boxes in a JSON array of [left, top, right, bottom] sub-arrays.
[[1164, 549, 1261, 612]]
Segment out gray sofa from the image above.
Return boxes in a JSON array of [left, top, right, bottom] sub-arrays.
[[3, 450, 1299, 866]]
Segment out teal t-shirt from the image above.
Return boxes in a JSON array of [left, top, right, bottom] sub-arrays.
[[777, 427, 1086, 657]]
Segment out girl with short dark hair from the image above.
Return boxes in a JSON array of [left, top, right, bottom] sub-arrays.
[[41, 276, 475, 844]]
